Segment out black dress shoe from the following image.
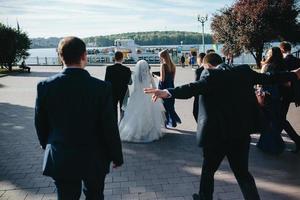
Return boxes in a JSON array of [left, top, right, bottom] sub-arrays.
[[192, 193, 201, 200]]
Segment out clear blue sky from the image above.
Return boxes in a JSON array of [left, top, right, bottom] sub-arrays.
[[0, 0, 235, 38]]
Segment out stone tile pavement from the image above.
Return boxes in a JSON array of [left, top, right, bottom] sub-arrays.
[[0, 66, 299, 200]]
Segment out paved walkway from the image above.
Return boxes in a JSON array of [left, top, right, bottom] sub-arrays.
[[0, 66, 299, 200]]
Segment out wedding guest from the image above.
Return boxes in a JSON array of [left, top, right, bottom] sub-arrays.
[[206, 49, 215, 54], [279, 41, 300, 153], [105, 51, 132, 120], [145, 53, 300, 200], [35, 37, 123, 200], [193, 52, 231, 122], [156, 49, 181, 128], [180, 54, 186, 68], [226, 53, 234, 66], [188, 54, 193, 66], [197, 52, 206, 68], [257, 47, 286, 154], [193, 52, 206, 121]]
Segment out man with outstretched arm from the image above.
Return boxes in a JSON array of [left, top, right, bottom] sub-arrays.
[[145, 53, 300, 200]]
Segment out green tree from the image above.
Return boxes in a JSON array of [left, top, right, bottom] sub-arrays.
[[16, 30, 31, 62], [31, 31, 214, 48], [83, 31, 213, 47], [0, 24, 16, 71], [211, 0, 300, 67], [0, 23, 30, 71]]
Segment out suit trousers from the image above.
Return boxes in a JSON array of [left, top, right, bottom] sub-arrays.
[[199, 136, 260, 200], [113, 97, 125, 121], [54, 174, 106, 200], [280, 99, 300, 145]]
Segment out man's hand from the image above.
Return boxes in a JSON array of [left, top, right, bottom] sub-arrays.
[[112, 162, 122, 169], [292, 68, 300, 79], [144, 88, 170, 102]]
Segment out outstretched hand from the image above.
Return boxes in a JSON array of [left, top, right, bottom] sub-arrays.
[[144, 88, 170, 102], [292, 68, 300, 79], [112, 162, 122, 169]]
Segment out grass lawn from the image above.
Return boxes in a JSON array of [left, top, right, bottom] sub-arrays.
[[0, 67, 25, 77]]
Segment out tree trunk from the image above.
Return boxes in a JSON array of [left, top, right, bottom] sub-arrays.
[[250, 45, 264, 69], [255, 49, 263, 69], [8, 63, 12, 71]]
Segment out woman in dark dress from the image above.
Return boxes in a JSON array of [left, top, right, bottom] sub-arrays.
[[156, 49, 181, 128], [257, 47, 286, 154]]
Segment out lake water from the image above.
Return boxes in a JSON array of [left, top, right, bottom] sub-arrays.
[[29, 48, 58, 57]]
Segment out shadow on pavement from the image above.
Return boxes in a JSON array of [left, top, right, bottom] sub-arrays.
[[0, 103, 53, 199], [121, 129, 300, 199], [9, 71, 58, 78], [0, 102, 299, 199]]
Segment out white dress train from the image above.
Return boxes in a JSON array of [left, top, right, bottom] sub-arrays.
[[119, 60, 165, 143]]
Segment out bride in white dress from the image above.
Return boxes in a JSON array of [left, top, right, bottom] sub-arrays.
[[119, 60, 165, 143]]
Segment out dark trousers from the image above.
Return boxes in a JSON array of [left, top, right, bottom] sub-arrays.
[[199, 137, 260, 200], [54, 175, 106, 200], [280, 99, 300, 145], [113, 97, 125, 121], [193, 96, 199, 122]]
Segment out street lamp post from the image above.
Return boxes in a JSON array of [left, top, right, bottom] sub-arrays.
[[180, 41, 183, 55], [197, 14, 208, 53]]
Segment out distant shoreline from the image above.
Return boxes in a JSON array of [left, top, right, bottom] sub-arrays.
[[30, 31, 213, 49], [29, 43, 215, 49]]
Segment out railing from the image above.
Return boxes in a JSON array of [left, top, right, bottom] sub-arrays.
[[24, 53, 258, 66], [25, 56, 112, 66], [25, 57, 61, 65], [24, 56, 162, 65]]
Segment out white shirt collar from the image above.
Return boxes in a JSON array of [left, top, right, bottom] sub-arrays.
[[283, 52, 291, 58]]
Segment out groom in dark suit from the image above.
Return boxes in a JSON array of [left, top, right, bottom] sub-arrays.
[[145, 53, 300, 200], [35, 37, 123, 200], [105, 51, 132, 120], [279, 41, 300, 153]]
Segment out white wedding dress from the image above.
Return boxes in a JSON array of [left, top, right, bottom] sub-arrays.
[[119, 60, 165, 143]]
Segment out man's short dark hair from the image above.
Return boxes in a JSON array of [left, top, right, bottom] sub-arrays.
[[58, 37, 86, 65], [203, 53, 223, 67], [115, 51, 123, 61], [206, 49, 215, 54], [198, 52, 206, 60], [279, 41, 292, 53]]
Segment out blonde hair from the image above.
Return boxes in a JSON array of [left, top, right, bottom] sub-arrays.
[[159, 49, 176, 74]]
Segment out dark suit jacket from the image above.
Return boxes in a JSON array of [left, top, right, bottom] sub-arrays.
[[35, 68, 123, 179], [283, 54, 300, 103], [284, 54, 300, 71], [193, 64, 231, 121], [105, 63, 131, 103], [193, 67, 204, 121], [168, 65, 297, 148]]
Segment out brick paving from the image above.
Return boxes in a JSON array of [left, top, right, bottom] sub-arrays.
[[0, 66, 299, 200]]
